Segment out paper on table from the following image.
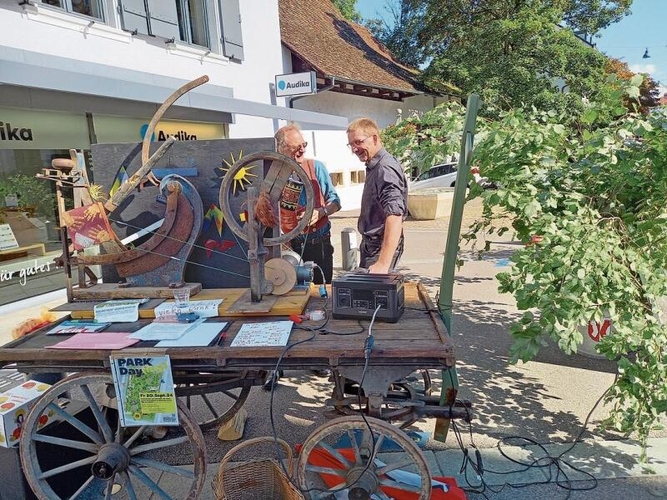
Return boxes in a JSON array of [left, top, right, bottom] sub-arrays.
[[47, 332, 140, 350], [153, 299, 223, 319], [129, 318, 205, 341], [155, 322, 228, 347], [46, 320, 111, 335], [229, 320, 293, 347], [94, 300, 145, 323]]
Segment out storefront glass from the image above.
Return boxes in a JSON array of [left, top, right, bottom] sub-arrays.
[[0, 106, 227, 306], [0, 148, 73, 306]]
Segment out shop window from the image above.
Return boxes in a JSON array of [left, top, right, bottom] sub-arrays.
[[350, 170, 366, 184], [330, 172, 343, 187], [0, 149, 68, 307], [40, 0, 104, 20]]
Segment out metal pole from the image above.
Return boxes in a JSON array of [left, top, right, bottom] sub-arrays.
[[433, 94, 481, 442]]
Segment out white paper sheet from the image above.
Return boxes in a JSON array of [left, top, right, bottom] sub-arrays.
[[129, 318, 205, 341], [153, 299, 223, 319], [94, 299, 147, 323], [155, 322, 227, 347], [229, 320, 293, 347]]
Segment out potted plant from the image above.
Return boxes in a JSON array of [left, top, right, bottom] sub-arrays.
[[0, 174, 56, 218]]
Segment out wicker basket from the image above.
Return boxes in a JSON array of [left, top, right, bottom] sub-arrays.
[[213, 437, 305, 500]]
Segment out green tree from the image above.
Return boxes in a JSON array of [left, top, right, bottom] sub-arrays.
[[605, 57, 662, 113], [366, 0, 632, 114], [363, 0, 427, 68], [331, 0, 362, 22], [467, 77, 667, 461], [562, 0, 632, 35], [422, 0, 618, 114], [383, 77, 667, 461]]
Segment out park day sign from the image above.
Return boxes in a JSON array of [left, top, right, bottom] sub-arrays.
[[275, 71, 317, 97]]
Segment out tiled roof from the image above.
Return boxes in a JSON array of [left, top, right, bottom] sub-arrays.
[[279, 0, 430, 98]]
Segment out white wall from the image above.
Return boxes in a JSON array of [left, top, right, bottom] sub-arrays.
[[293, 91, 447, 129], [0, 1, 285, 138], [300, 129, 365, 212]]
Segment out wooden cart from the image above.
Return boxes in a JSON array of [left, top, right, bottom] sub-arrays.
[[3, 73, 481, 497], [0, 281, 469, 500]]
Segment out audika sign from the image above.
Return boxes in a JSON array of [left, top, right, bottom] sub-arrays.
[[274, 71, 317, 98]]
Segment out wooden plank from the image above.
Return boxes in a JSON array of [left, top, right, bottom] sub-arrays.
[[71, 282, 202, 301], [226, 289, 278, 313], [66, 286, 310, 319]]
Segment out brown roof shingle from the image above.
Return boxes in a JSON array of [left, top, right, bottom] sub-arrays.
[[279, 0, 426, 96]]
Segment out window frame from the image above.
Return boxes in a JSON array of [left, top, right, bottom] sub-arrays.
[[177, 0, 211, 49], [37, 0, 106, 21]]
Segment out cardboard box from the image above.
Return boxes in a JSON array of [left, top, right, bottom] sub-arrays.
[[0, 380, 52, 448]]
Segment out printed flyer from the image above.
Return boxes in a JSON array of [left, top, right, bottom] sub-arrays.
[[110, 355, 179, 427]]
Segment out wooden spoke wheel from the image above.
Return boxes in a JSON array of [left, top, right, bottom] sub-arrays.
[[296, 415, 431, 500], [19, 373, 207, 500], [173, 371, 252, 430], [219, 151, 315, 247], [333, 370, 433, 428]]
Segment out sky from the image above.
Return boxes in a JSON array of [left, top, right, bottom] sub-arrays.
[[355, 0, 666, 97]]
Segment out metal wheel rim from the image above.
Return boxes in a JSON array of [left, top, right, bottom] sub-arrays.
[[19, 373, 207, 500], [174, 375, 251, 430], [296, 415, 431, 500], [219, 151, 315, 247]]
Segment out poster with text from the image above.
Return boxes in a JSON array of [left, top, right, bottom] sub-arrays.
[[110, 355, 179, 427]]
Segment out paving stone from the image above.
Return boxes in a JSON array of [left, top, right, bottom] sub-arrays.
[[539, 438, 667, 481]]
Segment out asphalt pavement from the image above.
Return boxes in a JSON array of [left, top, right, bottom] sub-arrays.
[[1, 198, 666, 499]]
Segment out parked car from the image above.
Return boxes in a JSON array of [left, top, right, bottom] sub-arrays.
[[409, 163, 458, 191], [409, 163, 495, 191]]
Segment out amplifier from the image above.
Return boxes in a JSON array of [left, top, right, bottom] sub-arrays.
[[332, 272, 405, 323]]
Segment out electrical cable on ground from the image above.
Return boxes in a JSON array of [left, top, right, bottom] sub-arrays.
[[447, 368, 618, 499]]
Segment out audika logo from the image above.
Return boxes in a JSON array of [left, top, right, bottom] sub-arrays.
[[139, 124, 156, 142], [140, 124, 197, 141], [277, 79, 310, 91]]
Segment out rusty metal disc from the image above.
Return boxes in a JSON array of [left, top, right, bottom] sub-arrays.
[[265, 257, 297, 295]]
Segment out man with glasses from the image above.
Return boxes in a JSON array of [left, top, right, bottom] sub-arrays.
[[347, 118, 407, 273], [264, 123, 340, 390]]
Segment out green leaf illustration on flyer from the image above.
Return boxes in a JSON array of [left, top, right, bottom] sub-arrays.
[[110, 354, 179, 427]]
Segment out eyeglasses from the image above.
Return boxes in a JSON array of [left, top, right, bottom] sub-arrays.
[[347, 136, 370, 149], [289, 142, 308, 152]]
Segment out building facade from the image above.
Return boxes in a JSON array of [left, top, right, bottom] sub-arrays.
[[0, 0, 345, 305]]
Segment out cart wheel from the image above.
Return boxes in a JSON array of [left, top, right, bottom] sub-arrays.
[[333, 369, 433, 428], [219, 151, 315, 247], [19, 373, 207, 500], [296, 415, 431, 500], [174, 372, 251, 430]]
